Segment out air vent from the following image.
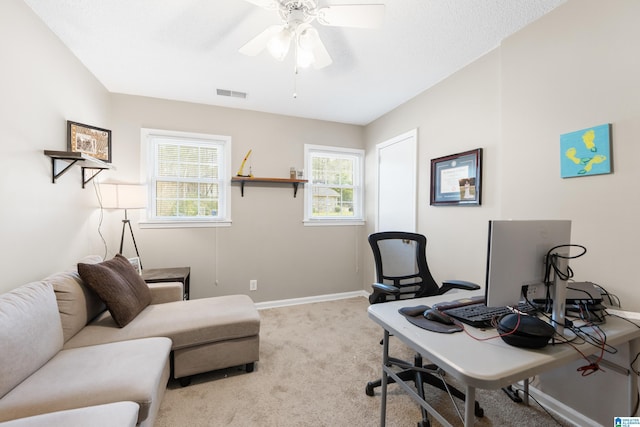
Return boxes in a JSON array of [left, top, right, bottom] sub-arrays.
[[216, 89, 247, 99]]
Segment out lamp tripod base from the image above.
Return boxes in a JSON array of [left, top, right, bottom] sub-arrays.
[[120, 218, 142, 270]]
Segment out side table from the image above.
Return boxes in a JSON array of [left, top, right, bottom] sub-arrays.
[[142, 267, 191, 300]]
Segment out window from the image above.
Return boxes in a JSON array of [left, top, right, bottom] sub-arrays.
[[304, 144, 364, 225], [141, 128, 231, 228]]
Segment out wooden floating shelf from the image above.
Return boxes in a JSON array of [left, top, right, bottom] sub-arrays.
[[231, 176, 308, 197]]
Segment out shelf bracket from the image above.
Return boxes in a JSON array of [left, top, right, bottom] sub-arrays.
[[231, 177, 307, 198], [44, 150, 113, 188], [82, 167, 107, 188], [238, 181, 300, 197], [50, 157, 79, 184]]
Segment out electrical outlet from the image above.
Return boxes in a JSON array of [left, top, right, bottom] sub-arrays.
[[525, 283, 545, 301], [250, 280, 257, 291]]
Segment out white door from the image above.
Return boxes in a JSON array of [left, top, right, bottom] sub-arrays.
[[376, 129, 417, 232]]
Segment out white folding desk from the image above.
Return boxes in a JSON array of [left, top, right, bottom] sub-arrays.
[[368, 290, 640, 427]]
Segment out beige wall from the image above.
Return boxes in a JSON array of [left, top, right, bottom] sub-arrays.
[[364, 0, 640, 310], [3, 1, 633, 419], [0, 0, 111, 291], [500, 0, 640, 310], [0, 0, 365, 301], [108, 95, 365, 300], [363, 4, 639, 416], [364, 50, 502, 290], [3, 0, 638, 312]]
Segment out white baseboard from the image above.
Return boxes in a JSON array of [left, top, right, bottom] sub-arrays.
[[255, 290, 368, 310]]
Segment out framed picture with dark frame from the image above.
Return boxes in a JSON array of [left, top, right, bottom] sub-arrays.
[[67, 120, 112, 163], [430, 148, 482, 206]]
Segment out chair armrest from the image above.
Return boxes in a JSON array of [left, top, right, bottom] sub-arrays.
[[438, 280, 481, 295], [372, 282, 400, 295], [369, 282, 400, 304], [147, 281, 184, 304]]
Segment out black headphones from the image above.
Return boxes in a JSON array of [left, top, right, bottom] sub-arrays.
[[496, 313, 556, 348]]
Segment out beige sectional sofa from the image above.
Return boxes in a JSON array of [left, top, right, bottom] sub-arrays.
[[0, 402, 140, 427], [0, 255, 260, 425]]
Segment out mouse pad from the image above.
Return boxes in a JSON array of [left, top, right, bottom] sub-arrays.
[[398, 305, 463, 334]]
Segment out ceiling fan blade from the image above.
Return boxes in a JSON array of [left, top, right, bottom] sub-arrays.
[[310, 37, 332, 69], [243, 0, 279, 10], [239, 25, 284, 56], [316, 4, 385, 29]]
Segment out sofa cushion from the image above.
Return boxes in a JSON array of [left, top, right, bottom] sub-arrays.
[[0, 282, 63, 399], [64, 294, 260, 351], [0, 401, 139, 427], [0, 337, 171, 425], [44, 259, 106, 342], [78, 254, 151, 327]]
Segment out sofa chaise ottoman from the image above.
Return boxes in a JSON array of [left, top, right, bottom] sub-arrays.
[[48, 255, 260, 385]]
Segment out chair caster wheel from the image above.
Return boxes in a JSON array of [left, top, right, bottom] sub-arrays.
[[365, 382, 375, 396]]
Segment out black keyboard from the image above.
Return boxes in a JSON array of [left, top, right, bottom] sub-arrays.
[[443, 302, 537, 328]]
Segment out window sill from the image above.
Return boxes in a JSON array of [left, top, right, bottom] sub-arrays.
[[303, 219, 365, 227], [139, 220, 232, 229]]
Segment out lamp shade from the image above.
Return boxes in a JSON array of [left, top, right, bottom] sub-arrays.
[[101, 184, 147, 209]]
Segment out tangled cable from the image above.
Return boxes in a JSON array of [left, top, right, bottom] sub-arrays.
[[543, 244, 587, 284]]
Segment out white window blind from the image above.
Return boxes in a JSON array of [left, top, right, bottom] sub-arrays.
[[304, 144, 364, 225], [141, 129, 231, 227]]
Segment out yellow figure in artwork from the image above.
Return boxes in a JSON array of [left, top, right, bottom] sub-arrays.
[[562, 125, 610, 177], [565, 147, 581, 164], [582, 129, 597, 152], [565, 147, 592, 165], [579, 154, 607, 174]]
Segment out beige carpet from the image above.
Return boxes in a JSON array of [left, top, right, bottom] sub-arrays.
[[155, 297, 570, 426]]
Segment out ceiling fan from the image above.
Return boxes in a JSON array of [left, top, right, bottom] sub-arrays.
[[240, 1, 385, 70]]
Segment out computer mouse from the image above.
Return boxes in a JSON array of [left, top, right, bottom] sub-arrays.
[[424, 309, 454, 325]]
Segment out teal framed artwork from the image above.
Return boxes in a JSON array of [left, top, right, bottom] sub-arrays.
[[560, 124, 612, 178]]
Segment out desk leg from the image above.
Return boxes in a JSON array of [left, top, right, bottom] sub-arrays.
[[380, 330, 390, 427], [523, 378, 529, 406], [464, 385, 476, 427], [630, 338, 640, 415]]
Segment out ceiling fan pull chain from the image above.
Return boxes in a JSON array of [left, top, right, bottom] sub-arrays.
[[293, 61, 298, 99]]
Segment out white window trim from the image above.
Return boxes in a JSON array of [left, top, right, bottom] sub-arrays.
[[303, 144, 365, 226], [139, 128, 232, 229]]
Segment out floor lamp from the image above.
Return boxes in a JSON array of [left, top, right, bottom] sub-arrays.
[[101, 183, 147, 269]]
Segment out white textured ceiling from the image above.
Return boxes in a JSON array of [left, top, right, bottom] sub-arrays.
[[24, 0, 565, 125]]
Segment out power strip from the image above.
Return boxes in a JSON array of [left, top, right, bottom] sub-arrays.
[[525, 281, 602, 304]]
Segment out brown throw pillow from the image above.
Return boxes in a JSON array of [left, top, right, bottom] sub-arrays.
[[78, 254, 151, 327]]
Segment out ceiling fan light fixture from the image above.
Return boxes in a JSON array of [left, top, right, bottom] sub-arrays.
[[297, 25, 320, 50], [266, 27, 293, 61], [242, 0, 383, 72], [295, 25, 318, 68], [296, 46, 315, 68]]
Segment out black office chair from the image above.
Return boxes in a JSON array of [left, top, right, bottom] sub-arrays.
[[365, 231, 484, 426]]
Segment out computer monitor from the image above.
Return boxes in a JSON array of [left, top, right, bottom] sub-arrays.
[[485, 220, 572, 310]]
